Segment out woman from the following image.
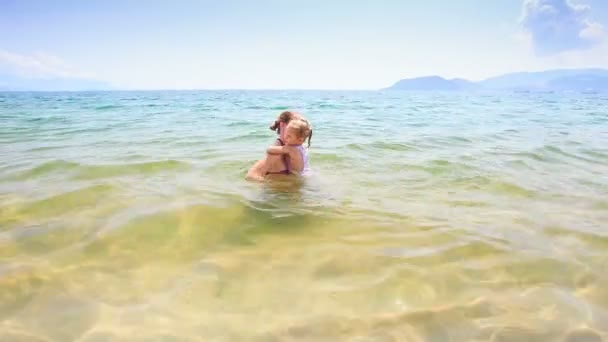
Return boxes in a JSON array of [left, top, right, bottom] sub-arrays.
[[246, 111, 312, 181]]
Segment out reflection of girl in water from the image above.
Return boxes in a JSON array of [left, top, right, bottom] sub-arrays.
[[246, 111, 313, 181]]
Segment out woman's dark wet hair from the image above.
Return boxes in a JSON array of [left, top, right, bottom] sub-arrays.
[[270, 111, 312, 147], [269, 111, 299, 135]]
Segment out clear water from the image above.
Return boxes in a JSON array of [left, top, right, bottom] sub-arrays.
[[1, 90, 607, 341]]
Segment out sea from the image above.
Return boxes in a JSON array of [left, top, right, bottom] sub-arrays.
[[1, 90, 607, 341]]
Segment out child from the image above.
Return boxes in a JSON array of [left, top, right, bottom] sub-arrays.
[[246, 113, 312, 181]]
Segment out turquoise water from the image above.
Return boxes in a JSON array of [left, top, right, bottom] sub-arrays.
[[1, 90, 608, 340]]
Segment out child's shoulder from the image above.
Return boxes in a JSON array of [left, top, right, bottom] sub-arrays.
[[284, 144, 299, 152]]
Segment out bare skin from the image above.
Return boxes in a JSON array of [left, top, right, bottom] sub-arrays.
[[246, 140, 290, 181], [265, 145, 305, 173], [246, 153, 290, 181], [265, 124, 307, 173], [246, 117, 308, 182]]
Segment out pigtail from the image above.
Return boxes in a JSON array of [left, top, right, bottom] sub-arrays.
[[307, 129, 313, 148], [269, 120, 280, 132]]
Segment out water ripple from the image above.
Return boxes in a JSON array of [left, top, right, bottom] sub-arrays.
[[1, 90, 608, 340]]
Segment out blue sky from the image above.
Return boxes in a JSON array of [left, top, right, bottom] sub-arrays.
[[1, 0, 607, 89]]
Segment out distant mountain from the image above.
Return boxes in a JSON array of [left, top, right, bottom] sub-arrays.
[[478, 68, 608, 90], [384, 68, 608, 91], [547, 74, 608, 91], [383, 76, 477, 91], [0, 73, 112, 91]]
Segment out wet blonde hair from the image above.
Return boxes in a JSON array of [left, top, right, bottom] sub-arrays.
[[287, 118, 313, 147]]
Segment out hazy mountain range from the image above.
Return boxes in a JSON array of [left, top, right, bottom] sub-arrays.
[[2, 68, 608, 91], [384, 68, 608, 91]]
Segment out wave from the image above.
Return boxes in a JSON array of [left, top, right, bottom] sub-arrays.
[[254, 283, 595, 341], [2, 160, 191, 182], [24, 116, 71, 124], [1, 184, 116, 225], [222, 132, 270, 142], [311, 153, 347, 163], [84, 200, 328, 263], [369, 141, 419, 151], [542, 145, 608, 166], [226, 121, 257, 127], [451, 175, 536, 197], [3, 160, 80, 181], [26, 145, 72, 152], [73, 160, 191, 180], [491, 151, 556, 163], [54, 126, 113, 136], [408, 159, 478, 176], [581, 149, 608, 160], [92, 104, 125, 110], [243, 105, 290, 110]]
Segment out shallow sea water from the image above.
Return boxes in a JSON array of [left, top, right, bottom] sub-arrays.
[[1, 90, 607, 341]]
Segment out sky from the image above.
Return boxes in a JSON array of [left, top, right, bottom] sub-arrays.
[[1, 0, 607, 89]]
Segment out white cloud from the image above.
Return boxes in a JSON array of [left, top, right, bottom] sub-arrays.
[[580, 21, 605, 41], [0, 50, 94, 79], [520, 0, 605, 55], [545, 39, 608, 66]]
